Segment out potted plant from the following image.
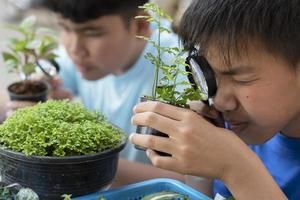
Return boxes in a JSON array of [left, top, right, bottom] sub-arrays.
[[2, 15, 59, 102], [135, 3, 206, 155], [0, 100, 127, 199]]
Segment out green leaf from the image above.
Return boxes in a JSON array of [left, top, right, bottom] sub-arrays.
[[36, 27, 56, 35], [41, 42, 58, 54], [14, 40, 28, 52], [45, 53, 58, 60], [2, 52, 18, 62], [22, 63, 36, 75], [20, 16, 37, 31], [26, 39, 42, 50], [5, 59, 19, 70]]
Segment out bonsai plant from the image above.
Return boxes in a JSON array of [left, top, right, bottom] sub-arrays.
[[2, 15, 59, 102], [0, 100, 126, 199], [135, 3, 206, 154]]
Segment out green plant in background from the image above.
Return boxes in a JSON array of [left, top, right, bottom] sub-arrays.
[[136, 3, 205, 107], [0, 184, 39, 200], [1, 15, 58, 79], [62, 194, 72, 200], [0, 100, 125, 156]]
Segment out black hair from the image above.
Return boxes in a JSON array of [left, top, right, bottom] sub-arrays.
[[179, 0, 300, 66], [41, 0, 149, 25]]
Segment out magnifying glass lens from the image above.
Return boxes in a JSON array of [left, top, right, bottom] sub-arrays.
[[189, 58, 209, 96]]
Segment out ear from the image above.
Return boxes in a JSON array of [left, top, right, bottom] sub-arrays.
[[130, 10, 151, 36]]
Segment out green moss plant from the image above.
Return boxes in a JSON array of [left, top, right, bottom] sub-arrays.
[[0, 100, 125, 157]]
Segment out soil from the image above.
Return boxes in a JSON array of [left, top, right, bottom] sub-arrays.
[[9, 80, 47, 95]]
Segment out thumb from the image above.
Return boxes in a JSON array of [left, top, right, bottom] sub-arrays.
[[188, 100, 219, 119], [49, 76, 63, 89]]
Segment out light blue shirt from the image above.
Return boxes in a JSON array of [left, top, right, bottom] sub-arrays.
[[56, 23, 180, 163]]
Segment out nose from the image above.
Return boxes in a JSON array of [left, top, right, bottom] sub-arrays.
[[213, 78, 238, 112], [67, 33, 88, 59]]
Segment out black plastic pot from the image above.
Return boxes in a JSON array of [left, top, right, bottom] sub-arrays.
[[7, 81, 49, 102], [135, 97, 170, 156], [0, 138, 126, 200]]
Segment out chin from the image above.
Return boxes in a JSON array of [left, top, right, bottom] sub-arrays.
[[237, 127, 276, 145], [81, 72, 104, 81]]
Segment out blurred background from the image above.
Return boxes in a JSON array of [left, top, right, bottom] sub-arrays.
[[0, 0, 57, 121], [0, 0, 192, 121]]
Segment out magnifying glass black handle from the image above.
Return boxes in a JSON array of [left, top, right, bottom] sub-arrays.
[[36, 59, 60, 78]]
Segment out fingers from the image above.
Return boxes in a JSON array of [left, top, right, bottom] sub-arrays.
[[132, 111, 180, 137], [48, 88, 73, 100], [6, 101, 37, 118], [188, 100, 219, 119], [188, 100, 224, 127], [6, 101, 36, 111], [129, 133, 176, 155], [134, 101, 190, 121], [31, 74, 63, 89], [48, 76, 63, 89], [145, 149, 178, 171]]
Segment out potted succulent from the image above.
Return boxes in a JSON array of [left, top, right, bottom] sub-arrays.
[[2, 15, 59, 102], [0, 100, 127, 199], [135, 3, 205, 155]]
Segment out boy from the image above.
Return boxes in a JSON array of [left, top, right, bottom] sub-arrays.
[[130, 0, 300, 199], [6, 0, 181, 165]]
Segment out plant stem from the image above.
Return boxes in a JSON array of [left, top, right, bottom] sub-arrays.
[[153, 16, 161, 100]]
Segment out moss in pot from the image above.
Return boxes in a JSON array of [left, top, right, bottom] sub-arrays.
[[0, 100, 126, 200]]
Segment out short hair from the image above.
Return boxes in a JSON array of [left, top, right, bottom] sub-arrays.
[[179, 0, 300, 66], [42, 0, 149, 25]]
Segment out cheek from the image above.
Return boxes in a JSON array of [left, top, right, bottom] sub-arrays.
[[89, 35, 132, 66], [61, 32, 71, 50], [239, 80, 297, 130]]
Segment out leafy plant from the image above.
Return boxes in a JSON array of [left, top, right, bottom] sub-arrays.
[[0, 184, 39, 200], [0, 100, 125, 156], [141, 191, 191, 200], [136, 3, 205, 107], [1, 16, 58, 80], [62, 194, 72, 200]]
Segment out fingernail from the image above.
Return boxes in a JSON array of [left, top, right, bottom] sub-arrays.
[[130, 116, 134, 124], [133, 105, 137, 113], [146, 149, 151, 157], [129, 134, 134, 142]]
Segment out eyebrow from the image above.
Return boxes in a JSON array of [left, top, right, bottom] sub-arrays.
[[58, 22, 105, 32], [218, 65, 256, 76]]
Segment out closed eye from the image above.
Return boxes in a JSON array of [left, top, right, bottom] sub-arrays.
[[232, 78, 260, 85]]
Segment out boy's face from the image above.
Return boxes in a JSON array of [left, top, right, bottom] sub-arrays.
[[58, 15, 144, 80], [207, 43, 300, 144]]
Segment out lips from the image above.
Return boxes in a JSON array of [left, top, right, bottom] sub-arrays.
[[76, 63, 94, 73], [226, 120, 248, 133]]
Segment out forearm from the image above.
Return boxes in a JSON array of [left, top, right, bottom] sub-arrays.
[[223, 148, 287, 200], [112, 159, 184, 188], [185, 175, 213, 197]]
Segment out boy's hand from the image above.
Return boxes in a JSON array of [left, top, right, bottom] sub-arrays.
[[47, 76, 73, 100], [130, 101, 251, 179], [5, 76, 73, 118], [130, 101, 286, 199], [188, 100, 224, 127]]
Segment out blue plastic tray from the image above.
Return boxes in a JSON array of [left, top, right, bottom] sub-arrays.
[[74, 178, 212, 200]]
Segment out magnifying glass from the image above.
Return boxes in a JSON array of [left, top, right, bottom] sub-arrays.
[[185, 48, 217, 106], [36, 59, 60, 78]]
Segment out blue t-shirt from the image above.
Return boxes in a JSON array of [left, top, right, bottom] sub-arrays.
[[213, 133, 300, 200], [55, 22, 181, 164]]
